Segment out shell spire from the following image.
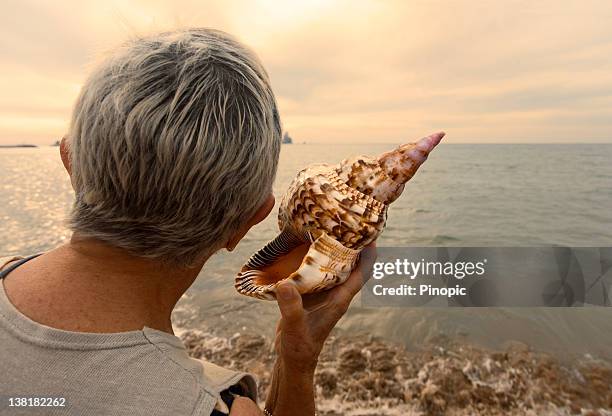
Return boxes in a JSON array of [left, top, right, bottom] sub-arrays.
[[378, 131, 445, 186], [335, 131, 445, 205]]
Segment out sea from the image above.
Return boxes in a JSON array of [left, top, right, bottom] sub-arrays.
[[1, 143, 612, 360]]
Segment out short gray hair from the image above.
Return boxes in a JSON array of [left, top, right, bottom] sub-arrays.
[[68, 28, 282, 266]]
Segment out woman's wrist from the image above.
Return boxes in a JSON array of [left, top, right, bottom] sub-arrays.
[[279, 353, 318, 376], [265, 357, 316, 416]]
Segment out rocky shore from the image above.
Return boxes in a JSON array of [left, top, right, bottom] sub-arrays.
[[179, 330, 612, 415]]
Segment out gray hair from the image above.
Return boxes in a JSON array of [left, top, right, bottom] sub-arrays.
[[68, 28, 282, 266]]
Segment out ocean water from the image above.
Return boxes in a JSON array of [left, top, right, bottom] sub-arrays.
[[1, 144, 612, 359]]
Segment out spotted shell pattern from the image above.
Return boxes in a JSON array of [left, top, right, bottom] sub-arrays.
[[235, 132, 445, 300]]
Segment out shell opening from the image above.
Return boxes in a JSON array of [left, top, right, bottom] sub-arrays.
[[236, 233, 361, 300], [248, 243, 310, 286]]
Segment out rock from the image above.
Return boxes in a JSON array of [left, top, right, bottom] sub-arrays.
[[367, 344, 397, 374], [420, 383, 446, 415], [316, 370, 337, 398], [338, 347, 367, 374], [230, 334, 266, 361]]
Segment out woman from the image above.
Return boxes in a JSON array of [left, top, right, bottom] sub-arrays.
[[0, 28, 376, 416]]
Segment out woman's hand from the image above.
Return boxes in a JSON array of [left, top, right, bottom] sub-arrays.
[[265, 244, 376, 415], [274, 243, 377, 373]]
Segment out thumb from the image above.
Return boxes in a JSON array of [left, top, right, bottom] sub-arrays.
[[276, 281, 305, 329], [359, 243, 377, 281]]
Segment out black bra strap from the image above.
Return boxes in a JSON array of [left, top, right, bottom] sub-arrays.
[[0, 254, 42, 280]]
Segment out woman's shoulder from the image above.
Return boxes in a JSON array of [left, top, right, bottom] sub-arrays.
[[142, 328, 259, 414]]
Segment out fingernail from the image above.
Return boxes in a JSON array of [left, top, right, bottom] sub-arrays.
[[277, 283, 294, 300]]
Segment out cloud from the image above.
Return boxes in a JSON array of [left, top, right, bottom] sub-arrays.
[[0, 0, 611, 144]]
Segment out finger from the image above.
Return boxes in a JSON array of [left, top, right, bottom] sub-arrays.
[[275, 281, 306, 329], [337, 243, 378, 299]]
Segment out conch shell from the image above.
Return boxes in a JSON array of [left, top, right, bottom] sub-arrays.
[[235, 132, 445, 300]]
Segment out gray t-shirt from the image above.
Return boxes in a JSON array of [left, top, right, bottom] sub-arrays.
[[0, 256, 257, 415]]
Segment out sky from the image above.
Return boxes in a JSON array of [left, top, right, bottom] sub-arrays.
[[1, 0, 611, 145]]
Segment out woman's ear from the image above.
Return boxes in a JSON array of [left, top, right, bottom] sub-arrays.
[[60, 136, 71, 176], [226, 193, 275, 252]]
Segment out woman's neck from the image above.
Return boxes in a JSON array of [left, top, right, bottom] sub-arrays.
[[2, 235, 206, 334]]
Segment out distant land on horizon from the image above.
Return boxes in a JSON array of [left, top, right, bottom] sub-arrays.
[[0, 141, 59, 148], [0, 144, 38, 148]]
